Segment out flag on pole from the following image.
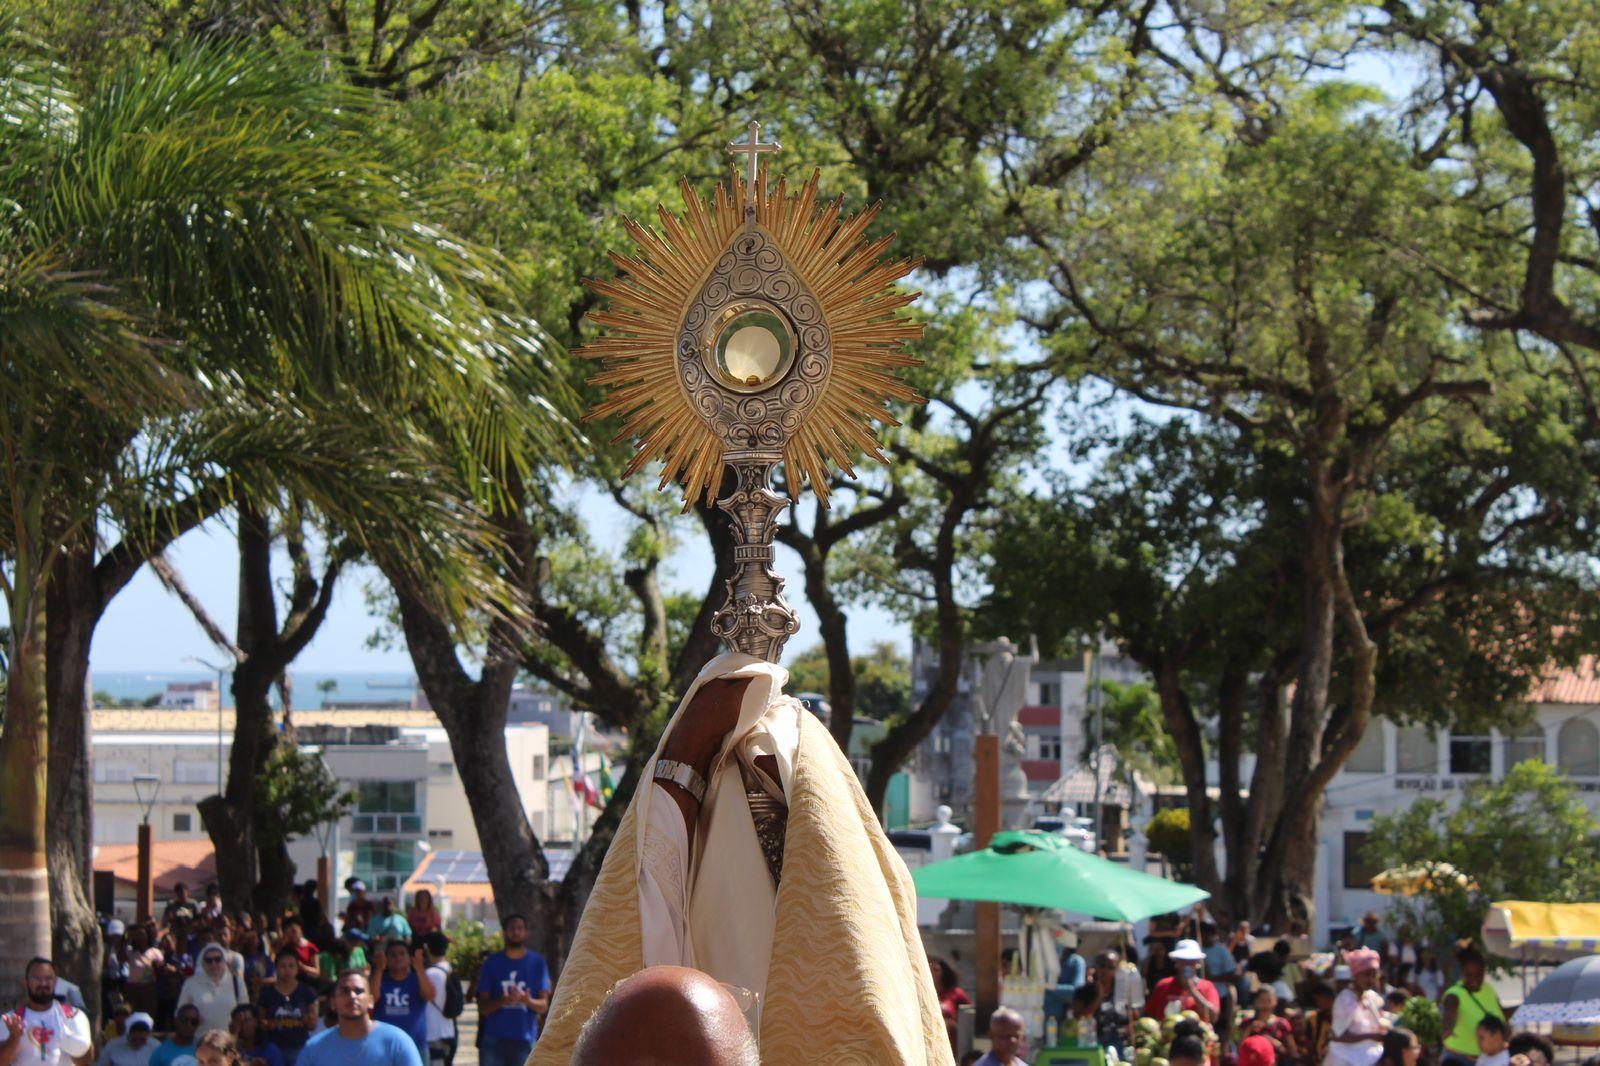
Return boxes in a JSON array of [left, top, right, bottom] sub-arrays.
[[570, 714, 602, 809], [599, 760, 616, 804]]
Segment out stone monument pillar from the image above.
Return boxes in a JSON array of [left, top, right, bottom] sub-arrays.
[[970, 637, 1038, 830]]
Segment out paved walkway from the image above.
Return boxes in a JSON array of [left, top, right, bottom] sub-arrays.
[[450, 1002, 480, 1065]]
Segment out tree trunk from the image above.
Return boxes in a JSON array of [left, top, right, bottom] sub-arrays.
[[0, 590, 52, 998], [1153, 654, 1223, 901], [202, 505, 275, 914], [552, 744, 649, 972], [864, 487, 972, 815], [811, 571, 857, 753], [392, 582, 564, 948], [1213, 665, 1249, 923], [45, 544, 102, 1017]]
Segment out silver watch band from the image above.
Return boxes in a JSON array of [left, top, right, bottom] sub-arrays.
[[654, 758, 708, 804]]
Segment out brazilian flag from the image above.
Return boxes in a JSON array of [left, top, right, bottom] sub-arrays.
[[599, 760, 616, 804]]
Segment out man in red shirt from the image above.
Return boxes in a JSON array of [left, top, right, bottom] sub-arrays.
[[1144, 939, 1220, 1023]]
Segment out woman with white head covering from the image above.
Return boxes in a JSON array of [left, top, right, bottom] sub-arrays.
[[1326, 948, 1389, 1066], [177, 943, 247, 1037]]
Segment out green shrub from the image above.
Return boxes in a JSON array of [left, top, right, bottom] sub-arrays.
[[1398, 996, 1442, 1048], [446, 920, 502, 987], [1145, 808, 1193, 880]]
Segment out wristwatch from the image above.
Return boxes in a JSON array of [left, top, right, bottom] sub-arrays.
[[654, 758, 709, 804]]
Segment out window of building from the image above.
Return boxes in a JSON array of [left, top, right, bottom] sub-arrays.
[[1559, 718, 1600, 776], [1038, 682, 1060, 707], [173, 761, 219, 785], [94, 761, 138, 785], [1345, 723, 1386, 773], [428, 829, 453, 844], [431, 761, 453, 778], [351, 780, 422, 835], [1343, 831, 1379, 889], [1036, 734, 1063, 761], [532, 754, 547, 780], [1505, 723, 1547, 768], [353, 840, 418, 894], [172, 812, 192, 833], [1396, 727, 1437, 774], [1449, 732, 1492, 775]]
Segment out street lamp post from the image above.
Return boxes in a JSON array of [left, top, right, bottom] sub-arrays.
[[304, 747, 343, 921], [132, 773, 161, 921], [185, 655, 229, 790]]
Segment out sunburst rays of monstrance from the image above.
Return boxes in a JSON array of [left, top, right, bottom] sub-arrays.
[[578, 122, 924, 661]]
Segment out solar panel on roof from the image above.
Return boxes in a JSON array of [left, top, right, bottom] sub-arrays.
[[414, 847, 577, 886]]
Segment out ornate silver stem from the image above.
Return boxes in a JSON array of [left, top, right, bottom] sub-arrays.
[[710, 451, 800, 661]]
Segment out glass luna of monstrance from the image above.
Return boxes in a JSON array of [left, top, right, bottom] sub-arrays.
[[579, 121, 924, 662]]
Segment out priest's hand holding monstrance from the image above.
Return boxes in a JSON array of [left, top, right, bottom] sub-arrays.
[[531, 124, 953, 1066]]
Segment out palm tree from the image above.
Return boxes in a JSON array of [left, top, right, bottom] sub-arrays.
[[0, 39, 577, 990], [1083, 679, 1181, 815]]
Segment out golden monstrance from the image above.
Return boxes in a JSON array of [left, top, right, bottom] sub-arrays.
[[579, 122, 925, 662]]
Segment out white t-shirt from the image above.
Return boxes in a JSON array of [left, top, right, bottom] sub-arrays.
[[1326, 988, 1386, 1066], [4, 1002, 94, 1064], [425, 961, 455, 1042], [1478, 1052, 1510, 1066]]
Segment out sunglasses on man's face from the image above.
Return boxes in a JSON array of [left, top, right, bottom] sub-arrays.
[[178, 1014, 201, 1025], [204, 956, 224, 964]]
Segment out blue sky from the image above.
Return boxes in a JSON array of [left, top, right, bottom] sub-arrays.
[[88, 485, 907, 675]]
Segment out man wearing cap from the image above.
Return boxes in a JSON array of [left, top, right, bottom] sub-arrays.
[[1327, 948, 1388, 1066], [96, 1013, 156, 1066], [103, 919, 130, 1021], [1144, 939, 1220, 1023], [345, 880, 375, 933]]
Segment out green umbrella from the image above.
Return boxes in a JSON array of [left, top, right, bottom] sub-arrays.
[[912, 829, 1210, 922]]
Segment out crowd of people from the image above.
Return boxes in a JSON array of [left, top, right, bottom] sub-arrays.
[[2, 878, 551, 1066], [937, 909, 1563, 1066]]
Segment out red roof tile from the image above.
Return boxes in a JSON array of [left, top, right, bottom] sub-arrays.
[[94, 840, 216, 893], [1530, 656, 1600, 704]]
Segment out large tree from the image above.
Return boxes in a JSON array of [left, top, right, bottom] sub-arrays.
[[0, 38, 569, 991], [988, 389, 1600, 924]]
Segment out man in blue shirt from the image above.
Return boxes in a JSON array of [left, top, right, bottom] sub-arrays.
[[149, 1007, 201, 1066], [476, 915, 550, 1066], [300, 971, 421, 1066]]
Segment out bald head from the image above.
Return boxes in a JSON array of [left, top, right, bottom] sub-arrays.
[[573, 966, 758, 1066]]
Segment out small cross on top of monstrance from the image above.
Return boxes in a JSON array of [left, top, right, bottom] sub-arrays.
[[578, 120, 925, 662]]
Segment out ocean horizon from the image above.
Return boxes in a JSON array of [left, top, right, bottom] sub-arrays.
[[89, 670, 420, 711]]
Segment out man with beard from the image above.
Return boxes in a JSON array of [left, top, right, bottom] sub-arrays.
[[1, 958, 92, 1065], [476, 916, 549, 1066]]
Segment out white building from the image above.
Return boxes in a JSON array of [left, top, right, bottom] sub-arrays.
[[91, 708, 551, 912], [162, 681, 219, 711], [1319, 660, 1600, 937]]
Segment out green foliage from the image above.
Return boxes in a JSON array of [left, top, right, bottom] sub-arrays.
[[785, 641, 911, 721], [1364, 761, 1600, 958], [253, 747, 352, 849], [1089, 680, 1180, 788], [444, 919, 503, 987], [1145, 809, 1193, 879], [1398, 997, 1442, 1048]]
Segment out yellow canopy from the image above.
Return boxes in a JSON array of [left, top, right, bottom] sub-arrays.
[[1483, 901, 1600, 959]]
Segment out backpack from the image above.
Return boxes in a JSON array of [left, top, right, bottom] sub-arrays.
[[440, 966, 466, 1020]]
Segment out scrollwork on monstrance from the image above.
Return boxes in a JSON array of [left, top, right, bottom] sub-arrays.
[[577, 121, 924, 661]]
